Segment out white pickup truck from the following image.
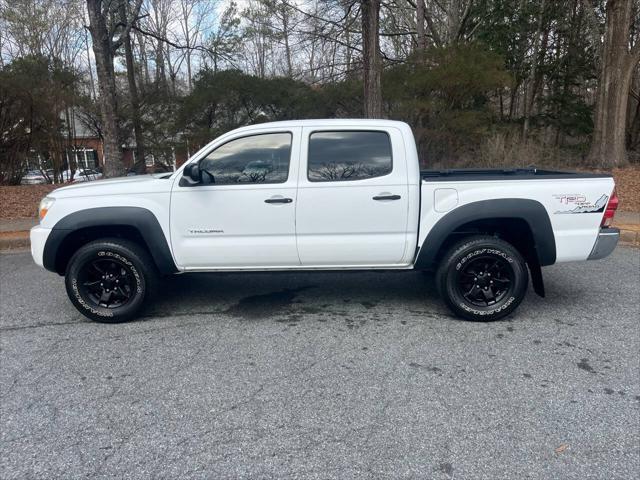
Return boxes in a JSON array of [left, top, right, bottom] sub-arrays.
[[30, 120, 620, 323]]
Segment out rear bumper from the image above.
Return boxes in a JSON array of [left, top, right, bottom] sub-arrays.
[[588, 227, 619, 260]]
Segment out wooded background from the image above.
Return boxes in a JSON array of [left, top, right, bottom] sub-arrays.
[[1, 0, 639, 182]]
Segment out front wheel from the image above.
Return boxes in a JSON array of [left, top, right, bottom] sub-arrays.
[[65, 239, 156, 323], [436, 236, 529, 321]]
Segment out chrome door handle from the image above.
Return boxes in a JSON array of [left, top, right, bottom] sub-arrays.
[[373, 194, 401, 201]]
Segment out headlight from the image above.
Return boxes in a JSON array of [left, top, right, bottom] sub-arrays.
[[38, 196, 55, 221]]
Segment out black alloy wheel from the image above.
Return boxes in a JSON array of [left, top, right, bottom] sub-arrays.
[[77, 257, 137, 309], [455, 255, 515, 308]]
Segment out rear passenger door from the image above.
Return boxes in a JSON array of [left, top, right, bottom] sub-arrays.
[[295, 127, 410, 267]]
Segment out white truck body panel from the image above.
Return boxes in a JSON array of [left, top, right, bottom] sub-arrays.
[[32, 175, 175, 269], [170, 127, 302, 268], [294, 125, 413, 267], [419, 177, 615, 263]]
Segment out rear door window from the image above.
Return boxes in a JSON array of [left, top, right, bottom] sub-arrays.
[[307, 131, 392, 182]]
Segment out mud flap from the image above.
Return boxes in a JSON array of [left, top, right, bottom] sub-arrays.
[[528, 260, 545, 297]]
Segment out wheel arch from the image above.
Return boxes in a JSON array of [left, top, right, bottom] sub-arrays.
[[414, 199, 556, 278], [43, 207, 178, 276]]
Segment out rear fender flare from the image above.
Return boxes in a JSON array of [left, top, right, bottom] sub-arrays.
[[414, 198, 556, 270]]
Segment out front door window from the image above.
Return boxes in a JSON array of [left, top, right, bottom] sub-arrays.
[[200, 133, 292, 185]]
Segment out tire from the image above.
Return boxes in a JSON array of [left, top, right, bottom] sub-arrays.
[[436, 235, 529, 321], [64, 238, 157, 323]]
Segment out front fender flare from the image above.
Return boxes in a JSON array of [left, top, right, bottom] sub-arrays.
[[43, 206, 178, 275]]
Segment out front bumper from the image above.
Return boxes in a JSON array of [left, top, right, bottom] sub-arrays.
[[30, 225, 51, 268], [588, 227, 619, 260]]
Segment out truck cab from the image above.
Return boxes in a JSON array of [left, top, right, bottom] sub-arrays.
[[173, 120, 420, 269]]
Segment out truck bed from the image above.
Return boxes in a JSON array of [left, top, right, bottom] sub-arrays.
[[420, 168, 612, 181]]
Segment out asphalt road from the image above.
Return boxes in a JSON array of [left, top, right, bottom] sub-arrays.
[[1, 247, 639, 479]]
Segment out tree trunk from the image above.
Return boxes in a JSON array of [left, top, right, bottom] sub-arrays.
[[155, 38, 166, 89], [186, 49, 192, 91], [136, 30, 150, 86], [182, 5, 193, 92], [416, 0, 426, 53], [446, 0, 460, 43], [522, 0, 546, 140], [627, 75, 640, 150], [120, 2, 146, 174], [86, 0, 124, 178], [84, 28, 96, 99], [588, 0, 640, 167], [282, 4, 293, 77], [362, 0, 382, 118]]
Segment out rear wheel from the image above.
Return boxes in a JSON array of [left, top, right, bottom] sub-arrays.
[[436, 235, 528, 321], [65, 239, 156, 323]]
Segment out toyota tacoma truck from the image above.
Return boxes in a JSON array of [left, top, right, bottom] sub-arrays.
[[30, 120, 620, 323]]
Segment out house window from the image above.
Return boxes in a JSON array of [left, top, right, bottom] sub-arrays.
[[68, 148, 98, 169]]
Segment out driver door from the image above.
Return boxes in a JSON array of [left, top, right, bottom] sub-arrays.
[[170, 129, 301, 269]]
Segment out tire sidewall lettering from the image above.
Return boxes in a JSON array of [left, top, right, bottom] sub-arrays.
[[455, 247, 514, 272], [458, 296, 516, 316]]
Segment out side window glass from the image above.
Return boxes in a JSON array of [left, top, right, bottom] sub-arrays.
[[307, 131, 392, 182], [200, 132, 292, 185]]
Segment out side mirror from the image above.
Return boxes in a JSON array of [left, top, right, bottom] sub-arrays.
[[181, 163, 201, 186]]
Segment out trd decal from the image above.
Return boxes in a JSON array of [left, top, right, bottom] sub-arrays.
[[555, 194, 586, 204], [553, 194, 608, 214]]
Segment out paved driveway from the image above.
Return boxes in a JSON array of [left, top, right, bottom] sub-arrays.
[[1, 248, 639, 479]]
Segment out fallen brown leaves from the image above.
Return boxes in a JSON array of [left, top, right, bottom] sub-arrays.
[[612, 167, 640, 212], [0, 185, 57, 220]]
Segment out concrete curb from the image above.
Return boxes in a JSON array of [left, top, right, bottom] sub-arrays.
[[0, 231, 31, 251], [619, 228, 640, 245]]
